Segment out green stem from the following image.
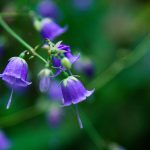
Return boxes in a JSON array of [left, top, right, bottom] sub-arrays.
[[0, 16, 47, 64]]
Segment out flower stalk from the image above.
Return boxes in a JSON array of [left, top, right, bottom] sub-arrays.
[[0, 16, 47, 64]]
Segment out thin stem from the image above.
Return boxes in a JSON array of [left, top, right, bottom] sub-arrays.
[[6, 89, 13, 109], [75, 105, 83, 129], [0, 16, 47, 64]]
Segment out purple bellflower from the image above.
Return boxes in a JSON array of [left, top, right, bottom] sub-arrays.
[[40, 18, 67, 41], [37, 0, 61, 20], [61, 76, 94, 106], [52, 44, 80, 76], [61, 76, 94, 128], [38, 68, 51, 93], [0, 57, 31, 109], [0, 131, 11, 150]]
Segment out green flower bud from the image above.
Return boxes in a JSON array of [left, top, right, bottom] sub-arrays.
[[34, 19, 42, 31], [61, 57, 72, 69]]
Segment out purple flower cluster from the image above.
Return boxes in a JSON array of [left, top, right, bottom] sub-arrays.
[[0, 3, 95, 128]]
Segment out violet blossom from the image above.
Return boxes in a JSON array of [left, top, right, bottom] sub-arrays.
[[40, 18, 67, 41], [61, 76, 94, 128], [0, 57, 31, 109]]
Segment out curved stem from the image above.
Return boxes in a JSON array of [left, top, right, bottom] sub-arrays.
[[0, 16, 47, 64]]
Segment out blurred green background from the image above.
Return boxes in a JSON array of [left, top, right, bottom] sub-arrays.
[[0, 0, 150, 150]]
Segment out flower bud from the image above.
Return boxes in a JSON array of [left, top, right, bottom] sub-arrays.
[[61, 57, 71, 69], [33, 19, 42, 31], [38, 68, 52, 93]]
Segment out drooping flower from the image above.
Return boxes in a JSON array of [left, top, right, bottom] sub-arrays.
[[72, 0, 93, 11], [40, 18, 67, 41], [37, 0, 61, 20], [74, 57, 95, 78], [0, 57, 31, 109], [52, 44, 80, 76], [61, 76, 94, 106], [38, 68, 52, 93], [61, 76, 94, 128], [0, 130, 11, 150]]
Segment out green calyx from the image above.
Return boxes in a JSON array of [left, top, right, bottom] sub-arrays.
[[63, 76, 78, 87]]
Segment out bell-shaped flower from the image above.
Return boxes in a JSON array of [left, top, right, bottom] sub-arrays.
[[61, 76, 94, 106], [0, 57, 31, 109], [61, 76, 94, 128], [40, 18, 67, 41]]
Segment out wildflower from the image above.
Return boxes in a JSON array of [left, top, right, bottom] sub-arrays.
[[0, 130, 11, 150], [37, 0, 61, 20], [40, 18, 67, 40], [38, 68, 52, 93], [0, 57, 31, 109], [52, 44, 80, 75], [61, 76, 94, 128], [61, 76, 94, 106]]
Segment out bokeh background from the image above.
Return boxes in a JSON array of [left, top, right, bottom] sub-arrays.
[[0, 0, 150, 150]]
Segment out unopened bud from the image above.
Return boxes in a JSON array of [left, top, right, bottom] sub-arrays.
[[61, 57, 71, 69]]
